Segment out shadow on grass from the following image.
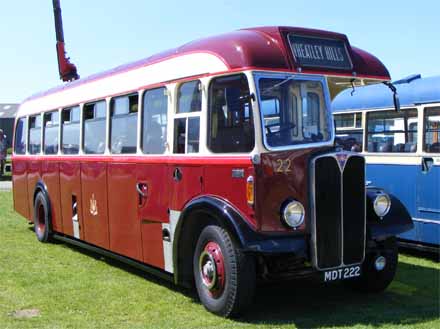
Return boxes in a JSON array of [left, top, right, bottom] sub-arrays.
[[399, 246, 439, 262], [45, 231, 439, 328], [0, 174, 12, 181], [236, 261, 439, 328]]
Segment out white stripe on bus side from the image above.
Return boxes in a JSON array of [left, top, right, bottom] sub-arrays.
[[163, 209, 181, 273]]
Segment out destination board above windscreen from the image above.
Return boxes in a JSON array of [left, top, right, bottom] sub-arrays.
[[288, 34, 353, 70]]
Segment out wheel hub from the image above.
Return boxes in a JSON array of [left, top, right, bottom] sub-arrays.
[[36, 203, 45, 234], [199, 241, 225, 297]]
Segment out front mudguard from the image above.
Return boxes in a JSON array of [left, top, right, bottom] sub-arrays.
[[366, 187, 414, 241]]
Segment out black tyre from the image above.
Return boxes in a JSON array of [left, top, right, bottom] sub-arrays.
[[193, 225, 256, 317], [34, 191, 52, 243], [349, 237, 398, 293]]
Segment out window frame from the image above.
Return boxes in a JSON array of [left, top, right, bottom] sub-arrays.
[[423, 106, 440, 153], [365, 108, 418, 154], [14, 116, 28, 155], [28, 113, 43, 155], [141, 86, 169, 155], [82, 100, 107, 155], [173, 80, 202, 154], [43, 109, 60, 155], [109, 92, 139, 155], [176, 80, 202, 114], [207, 73, 256, 154], [61, 105, 81, 155]]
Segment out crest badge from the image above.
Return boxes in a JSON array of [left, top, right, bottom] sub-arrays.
[[336, 153, 349, 171], [90, 193, 98, 216]]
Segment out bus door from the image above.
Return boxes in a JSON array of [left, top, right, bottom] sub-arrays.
[[137, 164, 169, 269], [416, 107, 440, 245]]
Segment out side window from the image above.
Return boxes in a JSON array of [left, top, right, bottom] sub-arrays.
[[110, 94, 138, 154], [83, 100, 106, 154], [177, 80, 201, 113], [173, 117, 200, 154], [208, 74, 254, 153], [424, 107, 440, 153], [29, 114, 42, 154], [366, 109, 418, 153], [14, 117, 27, 154], [334, 113, 363, 152], [173, 80, 201, 154], [61, 106, 80, 154], [142, 87, 168, 154], [43, 110, 59, 154]]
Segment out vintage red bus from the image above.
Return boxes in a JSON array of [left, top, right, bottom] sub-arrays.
[[12, 26, 413, 317]]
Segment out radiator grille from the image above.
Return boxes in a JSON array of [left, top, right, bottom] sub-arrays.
[[312, 154, 365, 270]]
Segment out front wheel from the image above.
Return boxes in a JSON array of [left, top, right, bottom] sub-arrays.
[[193, 225, 256, 317], [348, 237, 398, 293]]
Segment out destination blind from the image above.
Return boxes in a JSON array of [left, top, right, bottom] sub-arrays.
[[288, 34, 352, 70]]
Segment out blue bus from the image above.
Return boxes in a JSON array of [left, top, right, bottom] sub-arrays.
[[332, 74, 440, 251]]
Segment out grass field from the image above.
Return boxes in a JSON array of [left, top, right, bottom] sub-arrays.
[[0, 191, 438, 329]]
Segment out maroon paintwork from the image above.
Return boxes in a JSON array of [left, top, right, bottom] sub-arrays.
[[137, 164, 168, 268], [254, 148, 331, 232], [26, 160, 41, 219], [81, 162, 109, 249], [108, 163, 143, 261], [59, 161, 83, 238], [12, 160, 29, 220], [24, 26, 390, 103], [41, 161, 63, 232]]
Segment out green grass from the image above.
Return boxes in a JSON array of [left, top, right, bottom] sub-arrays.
[[0, 191, 438, 329]]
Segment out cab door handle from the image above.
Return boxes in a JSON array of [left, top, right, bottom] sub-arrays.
[[136, 182, 148, 198], [421, 157, 434, 173]]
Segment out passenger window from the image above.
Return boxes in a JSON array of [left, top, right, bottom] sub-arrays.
[[424, 107, 440, 153], [173, 117, 200, 154], [61, 106, 80, 154], [110, 94, 138, 154], [142, 87, 168, 154], [83, 100, 106, 154], [208, 74, 254, 153], [334, 113, 363, 152], [14, 118, 27, 154], [43, 111, 59, 155], [177, 80, 201, 113], [29, 114, 42, 154], [366, 109, 418, 153]]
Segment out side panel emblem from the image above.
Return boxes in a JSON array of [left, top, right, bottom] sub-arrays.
[[90, 193, 98, 216]]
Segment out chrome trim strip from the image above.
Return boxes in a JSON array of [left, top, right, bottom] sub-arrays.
[[412, 217, 440, 224]]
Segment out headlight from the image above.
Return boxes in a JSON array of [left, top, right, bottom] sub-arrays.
[[282, 200, 305, 228], [373, 193, 391, 218]]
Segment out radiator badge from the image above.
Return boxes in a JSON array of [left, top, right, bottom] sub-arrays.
[[336, 153, 349, 171], [90, 193, 98, 216]]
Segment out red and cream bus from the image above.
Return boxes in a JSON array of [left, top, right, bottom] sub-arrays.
[[12, 26, 413, 317]]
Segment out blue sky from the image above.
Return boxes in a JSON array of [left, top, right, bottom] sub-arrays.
[[1, 0, 439, 102]]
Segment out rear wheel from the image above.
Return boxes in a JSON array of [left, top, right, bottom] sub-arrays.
[[193, 225, 255, 317], [34, 191, 52, 243], [348, 237, 398, 292]]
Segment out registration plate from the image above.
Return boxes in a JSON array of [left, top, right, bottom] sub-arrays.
[[323, 265, 361, 282]]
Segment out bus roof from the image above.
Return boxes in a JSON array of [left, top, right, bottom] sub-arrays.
[[332, 74, 440, 112], [21, 26, 390, 112]]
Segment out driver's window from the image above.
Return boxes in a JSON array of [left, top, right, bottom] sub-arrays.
[[110, 94, 138, 154]]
